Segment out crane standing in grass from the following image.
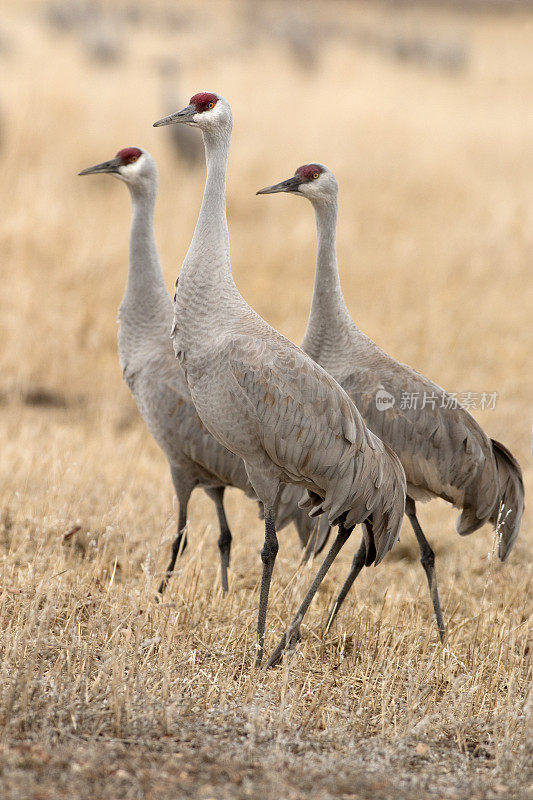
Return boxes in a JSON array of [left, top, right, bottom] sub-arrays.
[[153, 95, 406, 667], [78, 147, 315, 596], [257, 163, 524, 639]]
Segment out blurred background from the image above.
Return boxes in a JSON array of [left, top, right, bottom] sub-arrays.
[[0, 0, 531, 572]]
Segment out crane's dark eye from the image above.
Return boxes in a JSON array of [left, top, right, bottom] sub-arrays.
[[312, 172, 319, 180], [208, 102, 214, 109], [130, 155, 138, 163]]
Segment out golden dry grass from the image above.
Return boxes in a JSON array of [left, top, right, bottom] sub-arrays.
[[0, 1, 532, 798]]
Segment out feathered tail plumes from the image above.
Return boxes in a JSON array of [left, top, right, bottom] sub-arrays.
[[299, 440, 406, 565], [490, 439, 524, 561], [365, 444, 406, 565], [455, 438, 524, 559]]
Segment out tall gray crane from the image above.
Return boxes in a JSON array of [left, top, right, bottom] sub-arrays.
[[257, 163, 524, 639], [153, 95, 406, 667], [78, 147, 315, 596]]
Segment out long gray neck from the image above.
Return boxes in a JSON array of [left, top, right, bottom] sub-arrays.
[[118, 180, 172, 364], [123, 182, 168, 307], [181, 126, 234, 292], [301, 196, 353, 360]]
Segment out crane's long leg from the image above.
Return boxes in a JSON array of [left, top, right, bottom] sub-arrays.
[[256, 507, 279, 668], [206, 486, 232, 594], [266, 516, 353, 669], [406, 503, 446, 641], [158, 469, 194, 596], [158, 501, 189, 596], [322, 535, 367, 636]]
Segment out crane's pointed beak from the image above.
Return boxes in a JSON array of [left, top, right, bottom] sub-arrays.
[[78, 157, 121, 176], [256, 175, 303, 195], [153, 104, 197, 127]]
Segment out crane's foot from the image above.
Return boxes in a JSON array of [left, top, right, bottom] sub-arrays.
[[433, 598, 446, 643], [220, 548, 230, 595], [254, 644, 264, 670], [426, 556, 446, 642], [156, 575, 171, 598], [322, 601, 340, 637], [265, 618, 302, 669], [221, 572, 229, 595]]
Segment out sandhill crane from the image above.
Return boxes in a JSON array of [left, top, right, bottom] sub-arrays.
[[257, 163, 524, 639], [153, 94, 406, 667], [78, 147, 314, 596]]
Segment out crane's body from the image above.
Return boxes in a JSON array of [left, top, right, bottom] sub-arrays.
[[258, 163, 524, 637], [79, 148, 314, 595], [154, 95, 406, 667]]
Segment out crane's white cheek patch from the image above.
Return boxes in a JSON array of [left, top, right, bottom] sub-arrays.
[[121, 163, 138, 177]]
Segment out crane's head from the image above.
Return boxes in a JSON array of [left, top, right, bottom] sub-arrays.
[[78, 147, 156, 186], [153, 92, 231, 133], [257, 164, 338, 203]]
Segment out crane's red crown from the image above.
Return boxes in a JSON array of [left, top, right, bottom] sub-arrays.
[[117, 147, 142, 164], [190, 92, 219, 113], [295, 164, 323, 181]]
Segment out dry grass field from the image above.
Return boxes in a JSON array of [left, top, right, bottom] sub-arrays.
[[0, 1, 532, 798]]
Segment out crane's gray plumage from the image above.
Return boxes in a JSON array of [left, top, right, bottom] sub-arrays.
[[153, 95, 406, 667], [258, 163, 524, 638], [78, 147, 314, 596]]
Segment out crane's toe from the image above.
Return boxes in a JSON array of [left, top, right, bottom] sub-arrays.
[[265, 620, 302, 669]]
